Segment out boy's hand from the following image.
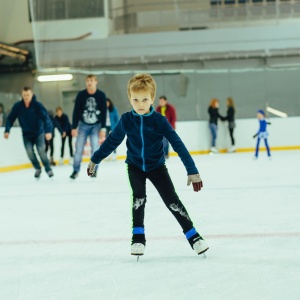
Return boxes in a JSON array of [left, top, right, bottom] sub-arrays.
[[87, 161, 96, 176], [187, 174, 203, 192], [253, 133, 258, 138]]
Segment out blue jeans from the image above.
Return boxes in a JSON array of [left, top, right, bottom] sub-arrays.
[[23, 134, 51, 172], [255, 138, 271, 157], [163, 137, 169, 157], [73, 121, 101, 172], [209, 123, 218, 147]]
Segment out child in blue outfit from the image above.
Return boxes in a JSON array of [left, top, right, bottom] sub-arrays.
[[253, 109, 271, 158], [87, 73, 209, 257]]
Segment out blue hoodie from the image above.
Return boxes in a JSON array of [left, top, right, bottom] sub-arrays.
[[91, 107, 198, 175], [5, 96, 53, 138]]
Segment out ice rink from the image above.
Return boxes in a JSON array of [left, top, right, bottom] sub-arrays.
[[1, 150, 300, 300]]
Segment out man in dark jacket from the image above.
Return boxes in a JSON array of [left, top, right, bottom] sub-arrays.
[[4, 87, 54, 178]]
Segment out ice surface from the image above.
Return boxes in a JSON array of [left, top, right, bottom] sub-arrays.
[[0, 151, 300, 300]]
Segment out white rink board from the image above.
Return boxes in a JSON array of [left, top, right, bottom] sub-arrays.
[[0, 116, 300, 168]]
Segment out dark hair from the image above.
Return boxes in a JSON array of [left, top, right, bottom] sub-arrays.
[[86, 74, 97, 80], [22, 86, 32, 91], [159, 95, 167, 101], [107, 98, 115, 112]]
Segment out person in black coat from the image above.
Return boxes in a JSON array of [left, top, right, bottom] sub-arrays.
[[54, 106, 73, 165], [4, 87, 54, 178], [223, 97, 236, 152]]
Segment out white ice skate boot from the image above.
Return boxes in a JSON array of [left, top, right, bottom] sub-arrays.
[[131, 243, 145, 256], [210, 147, 219, 154], [193, 239, 209, 255], [228, 146, 236, 153]]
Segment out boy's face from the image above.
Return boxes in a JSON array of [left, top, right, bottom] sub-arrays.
[[56, 109, 63, 117], [257, 112, 264, 119], [86, 77, 97, 90], [130, 90, 154, 115]]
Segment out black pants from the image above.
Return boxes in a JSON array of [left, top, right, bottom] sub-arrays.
[[229, 128, 235, 146], [45, 138, 54, 157], [127, 164, 194, 242], [61, 132, 73, 158]]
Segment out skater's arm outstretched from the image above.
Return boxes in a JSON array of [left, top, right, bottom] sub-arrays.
[[161, 117, 203, 192]]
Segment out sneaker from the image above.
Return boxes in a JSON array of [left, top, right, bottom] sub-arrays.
[[47, 170, 54, 178], [34, 169, 42, 178], [69, 157, 74, 165], [58, 158, 64, 165], [70, 171, 78, 179], [131, 243, 145, 256], [193, 238, 209, 255]]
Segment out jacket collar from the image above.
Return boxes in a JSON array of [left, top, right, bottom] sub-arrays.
[[132, 105, 154, 117]]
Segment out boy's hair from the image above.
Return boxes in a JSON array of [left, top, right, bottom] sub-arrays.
[[55, 106, 63, 112], [22, 86, 32, 92], [127, 73, 156, 100], [159, 95, 167, 101], [86, 74, 97, 81]]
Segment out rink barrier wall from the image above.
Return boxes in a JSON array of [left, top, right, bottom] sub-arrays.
[[1, 117, 300, 173]]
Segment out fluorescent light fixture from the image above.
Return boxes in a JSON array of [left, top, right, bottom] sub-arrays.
[[37, 74, 73, 82], [266, 106, 288, 118]]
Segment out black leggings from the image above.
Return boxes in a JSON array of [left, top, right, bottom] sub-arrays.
[[45, 138, 54, 157], [61, 133, 73, 158], [127, 164, 194, 234], [229, 128, 235, 146]]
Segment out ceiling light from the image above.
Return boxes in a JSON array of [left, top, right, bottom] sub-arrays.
[[37, 74, 73, 82]]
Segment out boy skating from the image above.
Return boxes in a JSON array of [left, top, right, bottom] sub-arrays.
[[87, 74, 208, 257]]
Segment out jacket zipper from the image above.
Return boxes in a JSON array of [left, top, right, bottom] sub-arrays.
[[140, 116, 145, 171]]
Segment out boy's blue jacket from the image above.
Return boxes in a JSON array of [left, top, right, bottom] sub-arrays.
[[5, 96, 53, 138], [91, 107, 198, 175]]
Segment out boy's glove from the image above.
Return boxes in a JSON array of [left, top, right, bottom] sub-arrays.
[[187, 174, 203, 192], [87, 161, 96, 176], [253, 133, 258, 138]]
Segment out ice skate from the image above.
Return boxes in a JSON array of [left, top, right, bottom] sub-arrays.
[[193, 238, 209, 255], [210, 147, 219, 154], [47, 170, 54, 178], [131, 243, 145, 257], [34, 169, 42, 179], [70, 171, 78, 179], [228, 146, 236, 153], [50, 157, 56, 166]]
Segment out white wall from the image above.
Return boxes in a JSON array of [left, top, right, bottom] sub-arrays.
[[1, 117, 299, 170], [0, 0, 111, 44], [0, 0, 33, 43], [34, 18, 111, 40]]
